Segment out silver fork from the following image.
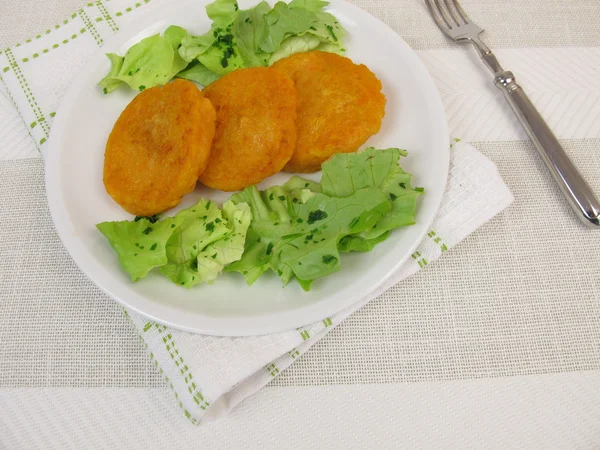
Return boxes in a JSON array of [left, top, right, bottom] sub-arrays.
[[426, 0, 600, 227]]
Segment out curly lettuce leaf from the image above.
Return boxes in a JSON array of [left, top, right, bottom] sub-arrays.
[[258, 1, 316, 53], [288, 0, 330, 11], [113, 34, 174, 91], [160, 199, 232, 288], [198, 35, 245, 75], [274, 188, 390, 289], [269, 34, 321, 64], [225, 185, 294, 284], [98, 197, 251, 288], [206, 0, 239, 26], [98, 53, 125, 94], [96, 216, 183, 282], [98, 33, 192, 93], [232, 1, 272, 66], [177, 60, 222, 86], [164, 25, 188, 49], [194, 201, 252, 284], [178, 0, 244, 75], [100, 0, 347, 93], [164, 25, 190, 74], [178, 33, 217, 62], [226, 184, 390, 290], [338, 230, 391, 253], [321, 148, 423, 240], [306, 11, 345, 44], [226, 148, 423, 290]]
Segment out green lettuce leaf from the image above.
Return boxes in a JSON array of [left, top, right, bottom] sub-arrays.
[[320, 148, 423, 240], [269, 34, 321, 64], [177, 60, 222, 86], [306, 11, 345, 44], [98, 199, 251, 287], [259, 1, 316, 53], [226, 184, 390, 290], [98, 33, 190, 93], [178, 0, 244, 75], [225, 185, 295, 285], [179, 29, 245, 75], [100, 0, 347, 93], [164, 25, 191, 75], [338, 230, 391, 253], [206, 0, 239, 26], [274, 188, 390, 289], [197, 34, 245, 75], [96, 215, 183, 282], [232, 1, 272, 66], [161, 199, 232, 288], [288, 0, 330, 12], [99, 53, 125, 94], [113, 34, 174, 91], [195, 201, 252, 283], [164, 25, 188, 48], [178, 33, 217, 62], [226, 148, 422, 291]]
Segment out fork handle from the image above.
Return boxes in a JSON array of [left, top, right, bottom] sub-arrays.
[[494, 70, 600, 227]]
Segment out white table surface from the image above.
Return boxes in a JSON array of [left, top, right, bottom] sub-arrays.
[[1, 0, 600, 447]]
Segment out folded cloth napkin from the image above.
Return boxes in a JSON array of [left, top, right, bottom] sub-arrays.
[[0, 0, 514, 424]]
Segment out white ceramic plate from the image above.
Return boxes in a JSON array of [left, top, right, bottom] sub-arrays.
[[46, 0, 449, 336]]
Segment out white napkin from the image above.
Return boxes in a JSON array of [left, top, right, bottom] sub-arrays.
[[0, 0, 514, 423]]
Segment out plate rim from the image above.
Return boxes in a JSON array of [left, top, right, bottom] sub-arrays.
[[45, 0, 449, 336]]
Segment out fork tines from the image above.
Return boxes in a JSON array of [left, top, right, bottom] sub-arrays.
[[426, 0, 471, 30]]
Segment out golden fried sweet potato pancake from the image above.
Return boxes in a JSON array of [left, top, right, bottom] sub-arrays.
[[199, 67, 297, 191], [272, 51, 386, 173], [104, 79, 216, 216]]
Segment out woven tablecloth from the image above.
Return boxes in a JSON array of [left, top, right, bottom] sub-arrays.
[[2, 0, 600, 447]]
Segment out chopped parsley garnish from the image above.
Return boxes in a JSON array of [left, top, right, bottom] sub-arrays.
[[133, 214, 159, 223], [322, 255, 337, 264], [326, 25, 337, 41], [307, 210, 328, 224]]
